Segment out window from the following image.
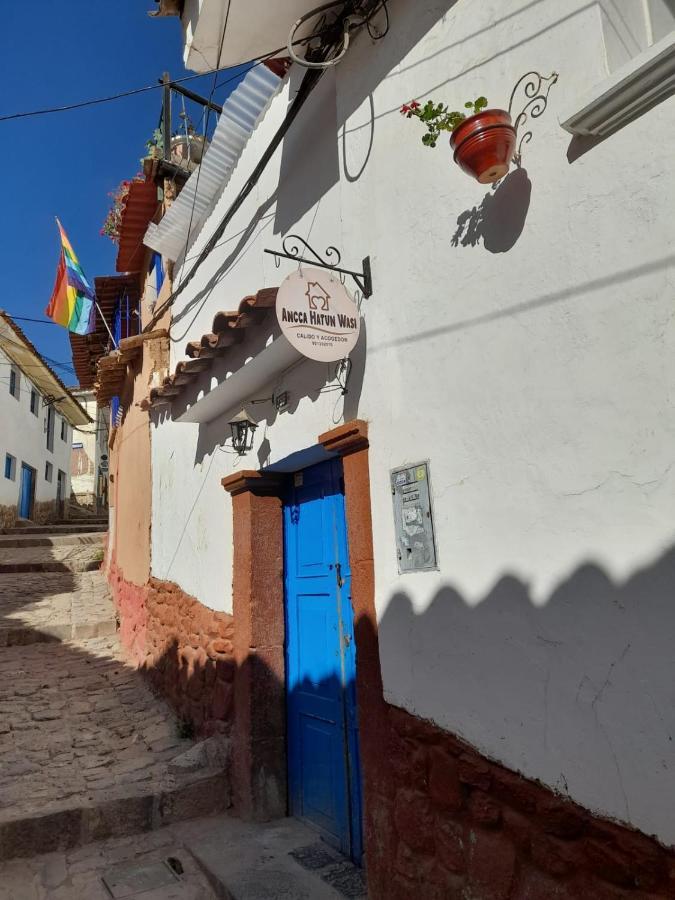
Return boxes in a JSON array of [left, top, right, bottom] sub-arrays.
[[9, 367, 19, 399], [4, 454, 16, 481], [30, 389, 39, 415], [601, 0, 675, 72], [60, 418, 68, 442], [563, 11, 675, 137], [46, 406, 55, 453], [45, 461, 53, 482]]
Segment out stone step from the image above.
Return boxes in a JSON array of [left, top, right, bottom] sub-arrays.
[[0, 766, 230, 862], [0, 544, 103, 574], [0, 523, 107, 535], [54, 518, 109, 526], [0, 638, 232, 861], [0, 532, 105, 549], [184, 817, 365, 899], [0, 571, 116, 647], [0, 818, 220, 899]]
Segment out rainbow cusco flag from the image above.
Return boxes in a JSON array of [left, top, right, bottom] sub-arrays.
[[45, 219, 96, 335]]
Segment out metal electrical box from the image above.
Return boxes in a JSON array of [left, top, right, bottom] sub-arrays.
[[391, 462, 438, 573]]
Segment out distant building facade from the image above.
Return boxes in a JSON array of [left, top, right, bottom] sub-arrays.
[[69, 388, 109, 509], [0, 312, 89, 529]]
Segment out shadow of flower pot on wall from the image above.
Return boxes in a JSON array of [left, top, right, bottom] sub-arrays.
[[451, 167, 532, 253]]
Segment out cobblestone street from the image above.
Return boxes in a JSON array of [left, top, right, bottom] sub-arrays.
[[0, 523, 228, 897]]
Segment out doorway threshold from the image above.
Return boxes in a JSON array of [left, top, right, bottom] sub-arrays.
[[183, 815, 366, 899]]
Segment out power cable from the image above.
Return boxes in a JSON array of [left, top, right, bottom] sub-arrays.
[[0, 59, 266, 124], [146, 2, 385, 332], [146, 62, 328, 331], [0, 33, 330, 126]]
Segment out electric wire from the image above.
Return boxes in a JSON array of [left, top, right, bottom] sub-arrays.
[[147, 2, 386, 332], [287, 1, 362, 69], [1, 58, 265, 124]]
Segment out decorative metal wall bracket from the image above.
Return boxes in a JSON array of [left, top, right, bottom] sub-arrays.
[[508, 70, 559, 163], [264, 235, 372, 298]]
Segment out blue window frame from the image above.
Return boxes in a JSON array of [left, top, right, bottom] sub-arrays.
[[110, 290, 140, 426], [4, 454, 16, 480], [152, 252, 165, 295]]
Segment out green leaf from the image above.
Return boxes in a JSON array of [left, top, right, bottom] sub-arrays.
[[475, 96, 488, 111], [465, 101, 473, 108]]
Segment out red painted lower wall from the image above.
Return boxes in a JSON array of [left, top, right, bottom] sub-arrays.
[[363, 702, 675, 900], [108, 561, 235, 737], [107, 560, 148, 662], [107, 560, 675, 898]]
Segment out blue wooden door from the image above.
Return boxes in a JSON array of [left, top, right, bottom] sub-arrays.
[[284, 459, 362, 861], [19, 464, 34, 519]]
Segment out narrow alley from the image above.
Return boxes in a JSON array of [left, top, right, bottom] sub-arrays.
[[0, 515, 364, 899], [0, 514, 225, 897]]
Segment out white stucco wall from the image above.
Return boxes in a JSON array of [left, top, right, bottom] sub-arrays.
[[0, 347, 72, 513], [70, 390, 100, 501], [152, 0, 675, 842]]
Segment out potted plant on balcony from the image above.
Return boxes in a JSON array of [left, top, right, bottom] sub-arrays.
[[401, 96, 516, 184], [143, 124, 207, 172], [100, 174, 144, 244]]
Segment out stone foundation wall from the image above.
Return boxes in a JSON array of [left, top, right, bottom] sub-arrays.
[[108, 563, 235, 738], [0, 500, 61, 531], [364, 702, 675, 900]]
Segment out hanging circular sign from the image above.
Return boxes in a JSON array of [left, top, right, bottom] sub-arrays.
[[276, 267, 360, 362]]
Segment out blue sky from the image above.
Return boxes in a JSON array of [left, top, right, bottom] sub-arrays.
[[0, 1, 246, 384]]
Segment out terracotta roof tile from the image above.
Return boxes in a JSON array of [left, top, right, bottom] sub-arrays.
[[69, 274, 141, 388], [146, 287, 277, 408], [116, 179, 159, 274]]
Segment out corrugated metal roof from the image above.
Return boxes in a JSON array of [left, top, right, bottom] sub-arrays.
[[143, 64, 283, 263]]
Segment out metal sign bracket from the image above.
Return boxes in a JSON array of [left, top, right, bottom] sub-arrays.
[[264, 235, 372, 298]]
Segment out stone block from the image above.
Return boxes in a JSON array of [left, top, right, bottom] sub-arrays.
[[393, 789, 434, 852], [428, 746, 462, 811], [467, 829, 516, 900], [159, 772, 230, 825], [0, 807, 83, 859], [539, 798, 587, 839], [467, 790, 502, 827], [212, 679, 233, 722], [458, 753, 492, 791], [83, 793, 153, 843], [434, 817, 466, 874], [530, 833, 581, 879]]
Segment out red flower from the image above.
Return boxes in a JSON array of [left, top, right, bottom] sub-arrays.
[[410, 100, 420, 110], [400, 104, 411, 115]]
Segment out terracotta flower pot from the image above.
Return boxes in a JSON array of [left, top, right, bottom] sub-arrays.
[[450, 109, 517, 184]]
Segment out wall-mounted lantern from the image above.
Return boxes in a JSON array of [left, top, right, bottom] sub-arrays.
[[229, 408, 257, 455]]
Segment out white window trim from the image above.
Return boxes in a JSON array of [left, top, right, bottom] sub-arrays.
[[560, 30, 675, 136]]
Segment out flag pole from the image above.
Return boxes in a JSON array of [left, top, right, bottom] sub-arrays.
[[95, 300, 118, 350]]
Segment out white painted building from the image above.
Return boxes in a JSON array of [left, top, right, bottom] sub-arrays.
[[69, 388, 109, 509], [0, 313, 89, 528], [110, 0, 675, 891]]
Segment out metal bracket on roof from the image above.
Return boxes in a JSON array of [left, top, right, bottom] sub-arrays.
[[264, 235, 372, 298]]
